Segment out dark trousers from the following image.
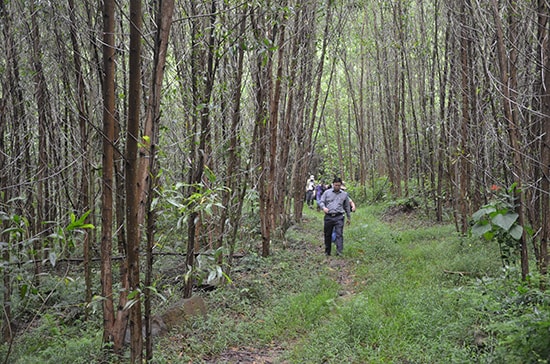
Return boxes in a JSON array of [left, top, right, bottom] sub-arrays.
[[324, 214, 344, 255], [306, 190, 314, 206]]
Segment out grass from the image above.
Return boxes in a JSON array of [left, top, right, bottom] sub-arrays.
[[2, 203, 549, 363]]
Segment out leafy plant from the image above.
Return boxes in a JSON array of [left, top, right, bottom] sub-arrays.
[[471, 184, 525, 266]]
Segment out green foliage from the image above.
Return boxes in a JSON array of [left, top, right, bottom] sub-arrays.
[[47, 210, 95, 266], [0, 314, 103, 364], [256, 276, 339, 343], [4, 200, 548, 363], [159, 178, 228, 230], [471, 184, 526, 266]]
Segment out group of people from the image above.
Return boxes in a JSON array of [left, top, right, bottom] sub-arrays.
[[305, 175, 355, 256]]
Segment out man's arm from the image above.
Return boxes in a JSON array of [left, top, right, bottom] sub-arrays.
[[344, 195, 351, 223], [319, 190, 328, 213]]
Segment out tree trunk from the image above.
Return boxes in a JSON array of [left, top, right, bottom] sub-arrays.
[[219, 4, 248, 266], [100, 0, 115, 340], [491, 0, 529, 279], [29, 0, 54, 283], [538, 0, 550, 284], [139, 0, 175, 359], [67, 0, 92, 313], [457, 0, 472, 235], [125, 0, 144, 360], [184, 0, 218, 296]]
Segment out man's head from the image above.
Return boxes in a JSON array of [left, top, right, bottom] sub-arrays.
[[332, 177, 343, 192]]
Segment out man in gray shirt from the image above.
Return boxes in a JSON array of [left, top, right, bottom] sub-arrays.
[[319, 177, 351, 256]]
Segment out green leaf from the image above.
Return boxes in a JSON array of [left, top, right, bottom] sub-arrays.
[[472, 207, 496, 222], [483, 231, 495, 241], [471, 222, 492, 237], [509, 225, 523, 240], [20, 284, 28, 299], [492, 212, 518, 232], [127, 289, 140, 300]]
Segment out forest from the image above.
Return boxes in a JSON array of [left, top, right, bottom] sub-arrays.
[[0, 0, 549, 362]]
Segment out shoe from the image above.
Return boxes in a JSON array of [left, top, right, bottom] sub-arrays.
[[336, 252, 342, 256]]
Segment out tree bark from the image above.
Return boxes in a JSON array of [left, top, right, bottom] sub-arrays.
[[100, 0, 115, 342], [538, 0, 550, 284], [126, 0, 144, 360], [67, 0, 92, 313], [491, 0, 529, 279], [140, 0, 175, 359]]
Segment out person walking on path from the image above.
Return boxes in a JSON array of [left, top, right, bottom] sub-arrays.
[[315, 182, 326, 211], [305, 175, 316, 208], [319, 177, 351, 256]]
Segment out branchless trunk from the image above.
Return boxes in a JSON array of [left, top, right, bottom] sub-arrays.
[[126, 0, 144, 360], [185, 0, 217, 296], [29, 0, 53, 283], [0, 0, 16, 345], [220, 5, 248, 266], [67, 0, 92, 312], [458, 0, 472, 235], [268, 2, 286, 243], [100, 0, 115, 343], [140, 0, 175, 359], [491, 0, 529, 279], [538, 0, 550, 284], [250, 4, 273, 258]]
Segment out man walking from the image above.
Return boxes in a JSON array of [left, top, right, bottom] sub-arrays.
[[319, 177, 351, 256]]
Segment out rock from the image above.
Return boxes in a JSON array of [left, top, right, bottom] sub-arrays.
[[161, 295, 207, 331], [124, 295, 207, 344]]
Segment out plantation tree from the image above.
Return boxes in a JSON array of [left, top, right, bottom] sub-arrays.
[[538, 1, 550, 283], [215, 2, 249, 266], [0, 0, 17, 344], [67, 0, 93, 313], [179, 0, 219, 297], [140, 0, 175, 359], [125, 0, 144, 360], [100, 0, 128, 352], [2, 1, 550, 361], [489, 0, 529, 279]]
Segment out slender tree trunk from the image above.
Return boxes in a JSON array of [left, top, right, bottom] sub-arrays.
[[538, 0, 550, 283], [101, 0, 117, 347], [250, 4, 273, 258], [0, 0, 15, 345], [29, 0, 53, 282], [139, 0, 175, 359], [268, 4, 286, 242], [184, 0, 218, 296], [67, 0, 92, 312], [491, 0, 529, 279], [126, 0, 144, 360], [458, 0, 472, 235], [220, 5, 247, 265]]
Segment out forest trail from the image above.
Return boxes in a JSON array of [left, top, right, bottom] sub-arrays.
[[208, 219, 357, 364]]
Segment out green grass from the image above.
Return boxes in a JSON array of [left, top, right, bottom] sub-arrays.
[[281, 205, 547, 363], [2, 203, 549, 363]]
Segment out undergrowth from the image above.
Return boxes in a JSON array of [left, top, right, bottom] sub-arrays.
[[2, 203, 549, 363]]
